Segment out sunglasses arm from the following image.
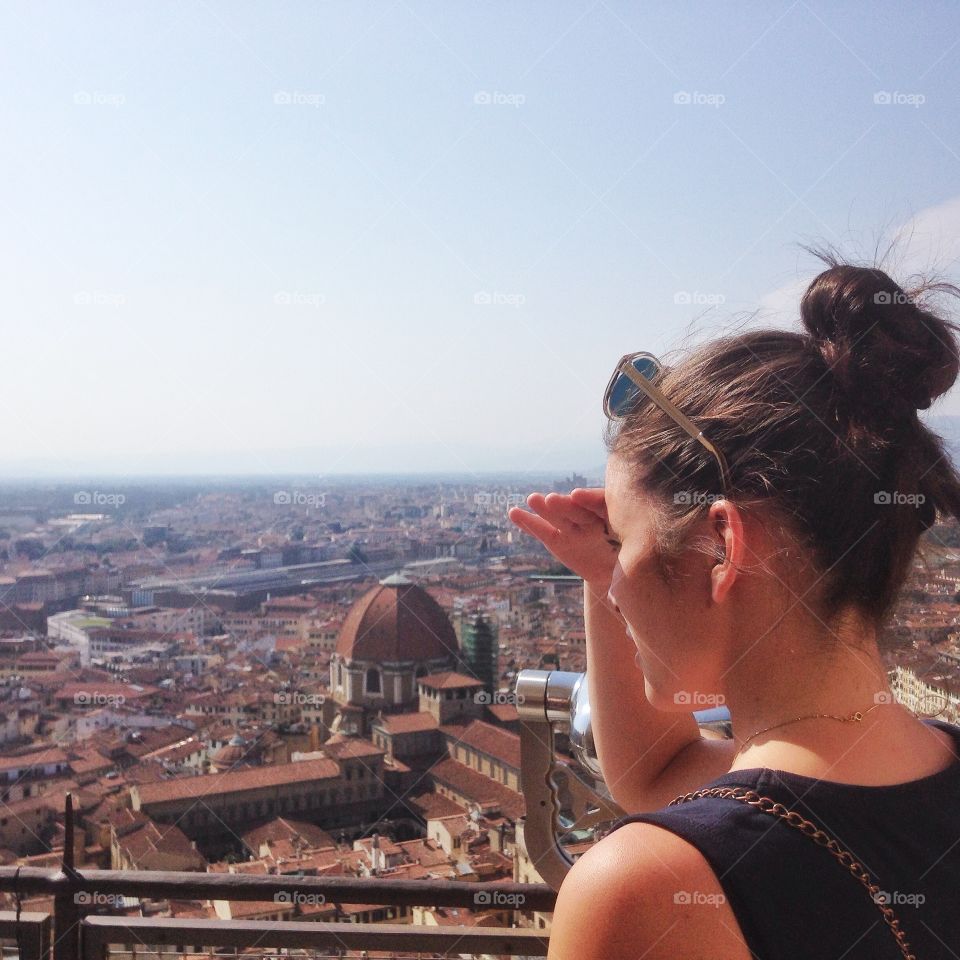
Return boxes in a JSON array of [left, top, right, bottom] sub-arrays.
[[619, 363, 732, 492]]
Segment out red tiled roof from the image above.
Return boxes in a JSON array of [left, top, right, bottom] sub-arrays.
[[438, 723, 468, 740], [17, 652, 64, 664], [428, 757, 525, 820], [0, 747, 68, 773], [242, 817, 336, 851], [418, 671, 484, 690], [321, 739, 385, 760], [355, 835, 404, 856], [115, 819, 207, 871], [409, 791, 466, 820], [394, 837, 450, 866], [486, 703, 519, 723], [456, 720, 521, 770], [135, 757, 341, 806], [335, 580, 459, 663], [373, 712, 438, 734]]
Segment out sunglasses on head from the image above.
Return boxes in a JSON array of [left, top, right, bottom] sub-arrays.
[[603, 351, 732, 493]]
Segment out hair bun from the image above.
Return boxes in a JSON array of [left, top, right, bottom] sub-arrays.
[[800, 264, 960, 420]]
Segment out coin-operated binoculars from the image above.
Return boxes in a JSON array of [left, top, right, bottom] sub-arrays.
[[514, 669, 731, 890]]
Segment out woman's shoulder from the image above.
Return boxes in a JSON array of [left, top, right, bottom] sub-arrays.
[[546, 821, 752, 960]]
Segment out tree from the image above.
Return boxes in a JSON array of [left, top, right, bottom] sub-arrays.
[[348, 543, 368, 564], [15, 538, 45, 561]]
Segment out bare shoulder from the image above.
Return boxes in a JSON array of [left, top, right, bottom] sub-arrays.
[[635, 734, 738, 810], [547, 820, 751, 960]]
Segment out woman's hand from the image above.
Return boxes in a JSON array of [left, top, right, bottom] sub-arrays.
[[507, 487, 618, 592]]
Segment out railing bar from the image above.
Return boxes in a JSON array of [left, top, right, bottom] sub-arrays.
[[82, 917, 550, 957], [0, 869, 556, 912]]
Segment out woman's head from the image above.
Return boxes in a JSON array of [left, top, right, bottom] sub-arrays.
[[604, 253, 960, 702]]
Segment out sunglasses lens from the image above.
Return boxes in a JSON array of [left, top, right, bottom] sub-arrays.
[[607, 355, 661, 417]]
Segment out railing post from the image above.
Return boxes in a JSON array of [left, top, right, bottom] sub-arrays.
[[53, 794, 80, 960], [21, 914, 52, 960], [0, 912, 52, 960]]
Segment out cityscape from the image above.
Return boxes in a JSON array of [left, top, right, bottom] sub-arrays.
[[0, 471, 957, 950], [6, 0, 960, 955]]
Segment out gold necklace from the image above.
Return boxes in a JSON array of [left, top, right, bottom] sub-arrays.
[[732, 701, 887, 761]]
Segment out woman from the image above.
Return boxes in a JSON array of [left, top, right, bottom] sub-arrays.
[[508, 255, 960, 959]]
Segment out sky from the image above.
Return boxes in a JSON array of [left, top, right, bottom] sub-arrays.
[[2, 1, 960, 477]]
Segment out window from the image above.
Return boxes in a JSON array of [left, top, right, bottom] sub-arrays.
[[365, 667, 381, 694]]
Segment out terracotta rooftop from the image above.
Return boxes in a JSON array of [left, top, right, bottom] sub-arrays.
[[135, 757, 341, 806], [335, 578, 459, 663], [114, 818, 207, 871], [373, 711, 439, 734], [355, 834, 404, 857], [409, 791, 466, 820], [321, 739, 385, 760], [0, 747, 69, 774], [486, 702, 520, 723], [395, 836, 451, 867], [428, 757, 525, 820], [417, 670, 484, 690], [242, 817, 336, 852], [455, 719, 521, 769]]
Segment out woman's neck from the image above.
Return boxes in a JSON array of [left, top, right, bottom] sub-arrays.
[[722, 611, 915, 777]]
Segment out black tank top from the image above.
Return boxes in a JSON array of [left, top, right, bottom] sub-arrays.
[[608, 717, 960, 959]]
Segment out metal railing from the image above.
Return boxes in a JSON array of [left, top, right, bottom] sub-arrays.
[[0, 798, 555, 960], [1, 868, 554, 960]]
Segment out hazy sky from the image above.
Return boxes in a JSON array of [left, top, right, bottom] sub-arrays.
[[2, 1, 960, 476]]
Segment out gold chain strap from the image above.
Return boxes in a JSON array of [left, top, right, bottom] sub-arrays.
[[667, 786, 917, 960]]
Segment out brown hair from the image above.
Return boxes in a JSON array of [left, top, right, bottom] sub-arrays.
[[605, 251, 960, 625]]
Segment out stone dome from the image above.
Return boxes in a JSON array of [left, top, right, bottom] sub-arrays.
[[336, 573, 459, 663]]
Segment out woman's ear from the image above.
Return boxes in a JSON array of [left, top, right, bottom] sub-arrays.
[[707, 499, 745, 603]]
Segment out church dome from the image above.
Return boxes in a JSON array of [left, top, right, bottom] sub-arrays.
[[336, 573, 458, 663]]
